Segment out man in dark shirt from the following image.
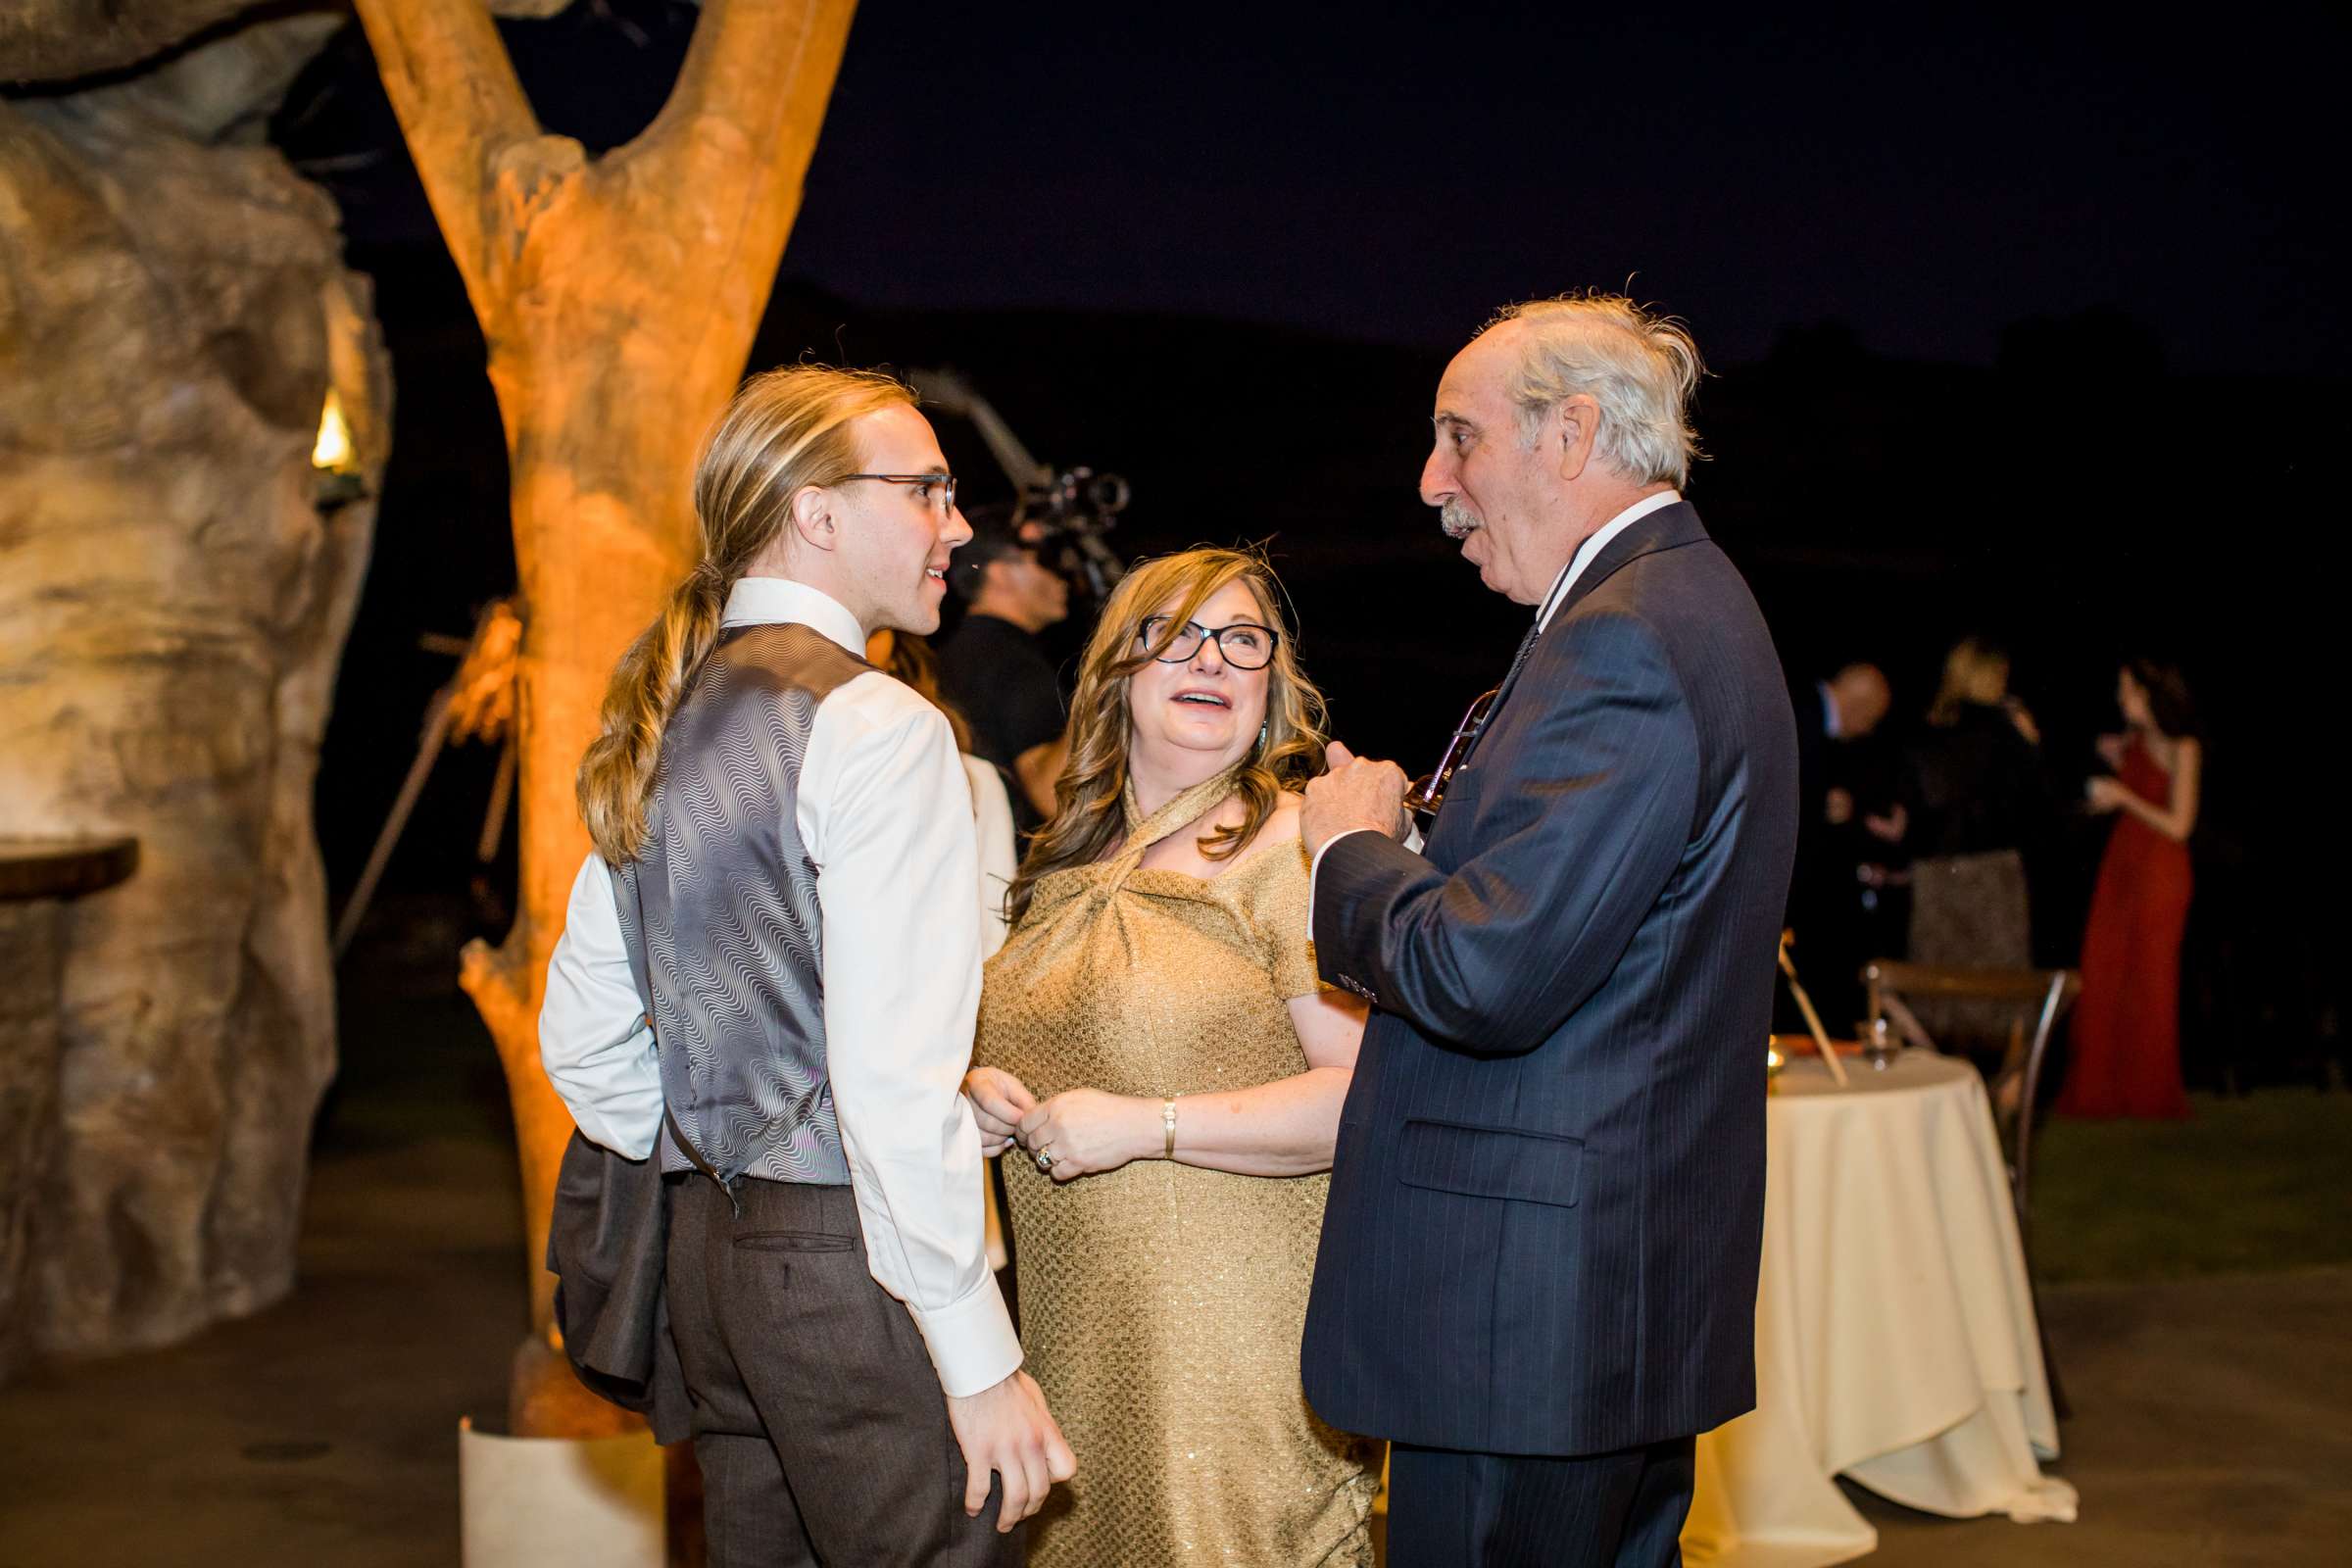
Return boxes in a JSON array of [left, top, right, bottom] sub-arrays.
[[1787, 662, 1891, 1024], [939, 514, 1070, 825]]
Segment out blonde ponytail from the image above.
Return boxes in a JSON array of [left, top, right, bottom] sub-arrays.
[[575, 367, 916, 863], [577, 566, 729, 862]]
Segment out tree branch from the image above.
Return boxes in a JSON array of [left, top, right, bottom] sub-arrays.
[[583, 0, 854, 393], [350, 0, 541, 314], [627, 0, 857, 249]]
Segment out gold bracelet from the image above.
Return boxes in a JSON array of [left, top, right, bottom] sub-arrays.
[[1162, 1097, 1178, 1160]]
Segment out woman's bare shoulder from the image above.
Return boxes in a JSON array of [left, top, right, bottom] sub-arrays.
[[1221, 794, 1308, 883], [1250, 793, 1306, 850]]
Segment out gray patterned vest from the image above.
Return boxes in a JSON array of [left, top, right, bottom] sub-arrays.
[[611, 622, 871, 1186]]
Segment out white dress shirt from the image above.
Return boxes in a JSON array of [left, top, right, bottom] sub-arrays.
[[539, 575, 1020, 1397], [1307, 489, 1684, 911]]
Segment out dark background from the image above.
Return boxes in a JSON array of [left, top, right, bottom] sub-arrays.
[[275, 1, 2347, 1089]]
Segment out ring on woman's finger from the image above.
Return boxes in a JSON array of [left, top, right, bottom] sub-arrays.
[[1034, 1147, 1056, 1173]]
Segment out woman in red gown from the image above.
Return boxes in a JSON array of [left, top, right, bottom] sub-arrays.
[[2058, 661, 2202, 1118]]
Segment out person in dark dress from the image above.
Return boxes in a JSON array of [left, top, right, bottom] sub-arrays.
[[939, 513, 1071, 828], [1900, 637, 2047, 965], [1904, 641, 2044, 858], [2058, 660, 2201, 1118], [1891, 637, 2052, 1055]]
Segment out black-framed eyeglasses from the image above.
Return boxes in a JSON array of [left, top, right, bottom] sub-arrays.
[[1137, 614, 1280, 671], [842, 471, 956, 515], [1404, 686, 1499, 826]]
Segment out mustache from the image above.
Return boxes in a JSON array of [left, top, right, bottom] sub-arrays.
[[1440, 499, 1481, 540]]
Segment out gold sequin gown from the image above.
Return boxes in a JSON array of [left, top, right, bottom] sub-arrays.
[[976, 770, 1379, 1567]]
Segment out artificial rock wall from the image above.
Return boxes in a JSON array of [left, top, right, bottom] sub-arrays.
[[0, 29, 391, 1368]]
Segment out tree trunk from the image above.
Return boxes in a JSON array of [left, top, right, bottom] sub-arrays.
[[351, 0, 858, 1434]]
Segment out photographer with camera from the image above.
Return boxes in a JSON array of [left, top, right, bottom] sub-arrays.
[[941, 513, 1072, 826]]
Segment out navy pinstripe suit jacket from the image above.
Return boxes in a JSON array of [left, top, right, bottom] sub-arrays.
[[1303, 501, 1798, 1457]]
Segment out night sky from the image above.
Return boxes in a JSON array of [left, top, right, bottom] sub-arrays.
[[301, 1, 2344, 376], [786, 4, 2342, 376]]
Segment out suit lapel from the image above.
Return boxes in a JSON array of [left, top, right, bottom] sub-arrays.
[[1480, 502, 1711, 737], [1550, 500, 1709, 625]]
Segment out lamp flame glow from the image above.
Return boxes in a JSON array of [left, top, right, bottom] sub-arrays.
[[313, 387, 355, 472]]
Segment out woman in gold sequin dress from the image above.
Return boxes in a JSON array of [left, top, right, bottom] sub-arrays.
[[965, 549, 1379, 1567]]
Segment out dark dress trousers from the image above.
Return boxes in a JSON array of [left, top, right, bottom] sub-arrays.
[[1304, 503, 1797, 1553]]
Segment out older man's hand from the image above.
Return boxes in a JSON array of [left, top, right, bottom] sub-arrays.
[[1302, 741, 1412, 858]]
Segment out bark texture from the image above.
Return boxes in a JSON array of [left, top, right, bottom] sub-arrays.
[[347, 0, 857, 1432], [0, 31, 391, 1364]]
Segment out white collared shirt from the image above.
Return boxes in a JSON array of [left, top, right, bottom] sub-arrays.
[[538, 575, 1020, 1397]]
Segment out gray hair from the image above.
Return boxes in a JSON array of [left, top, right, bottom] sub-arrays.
[[1483, 294, 1704, 487]]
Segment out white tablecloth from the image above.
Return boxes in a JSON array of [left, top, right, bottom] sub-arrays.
[[1683, 1051, 2078, 1567]]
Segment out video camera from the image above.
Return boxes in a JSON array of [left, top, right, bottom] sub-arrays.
[[1009, 466, 1130, 602], [910, 368, 1129, 603]]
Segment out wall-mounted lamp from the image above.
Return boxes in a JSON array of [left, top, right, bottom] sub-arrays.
[[312, 386, 368, 509]]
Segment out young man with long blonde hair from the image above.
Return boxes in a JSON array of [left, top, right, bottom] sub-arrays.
[[540, 366, 1072, 1565]]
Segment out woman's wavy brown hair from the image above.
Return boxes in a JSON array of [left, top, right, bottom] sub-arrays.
[[1004, 547, 1328, 926], [577, 366, 915, 863]]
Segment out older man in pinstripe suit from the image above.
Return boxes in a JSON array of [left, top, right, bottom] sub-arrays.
[[1300, 296, 1798, 1566]]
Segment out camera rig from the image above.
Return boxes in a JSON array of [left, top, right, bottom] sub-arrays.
[[909, 367, 1129, 602]]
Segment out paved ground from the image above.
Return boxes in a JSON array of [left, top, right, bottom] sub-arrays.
[[1852, 1265, 2352, 1567], [3, 956, 2346, 1565], [0, 975, 523, 1567]]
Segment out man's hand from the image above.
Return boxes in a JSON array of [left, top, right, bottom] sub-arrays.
[[964, 1067, 1037, 1157], [945, 1369, 1077, 1532], [1301, 741, 1411, 858]]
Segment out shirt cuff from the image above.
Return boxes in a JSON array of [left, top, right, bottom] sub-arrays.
[[909, 1271, 1024, 1398], [1306, 826, 1384, 935], [1306, 825, 1422, 935]]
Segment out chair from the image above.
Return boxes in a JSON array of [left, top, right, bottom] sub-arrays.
[[1863, 959, 2082, 1417]]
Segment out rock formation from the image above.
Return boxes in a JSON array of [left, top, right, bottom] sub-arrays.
[[0, 15, 391, 1368]]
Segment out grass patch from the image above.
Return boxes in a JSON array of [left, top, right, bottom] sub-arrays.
[[2030, 1090, 2352, 1283]]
